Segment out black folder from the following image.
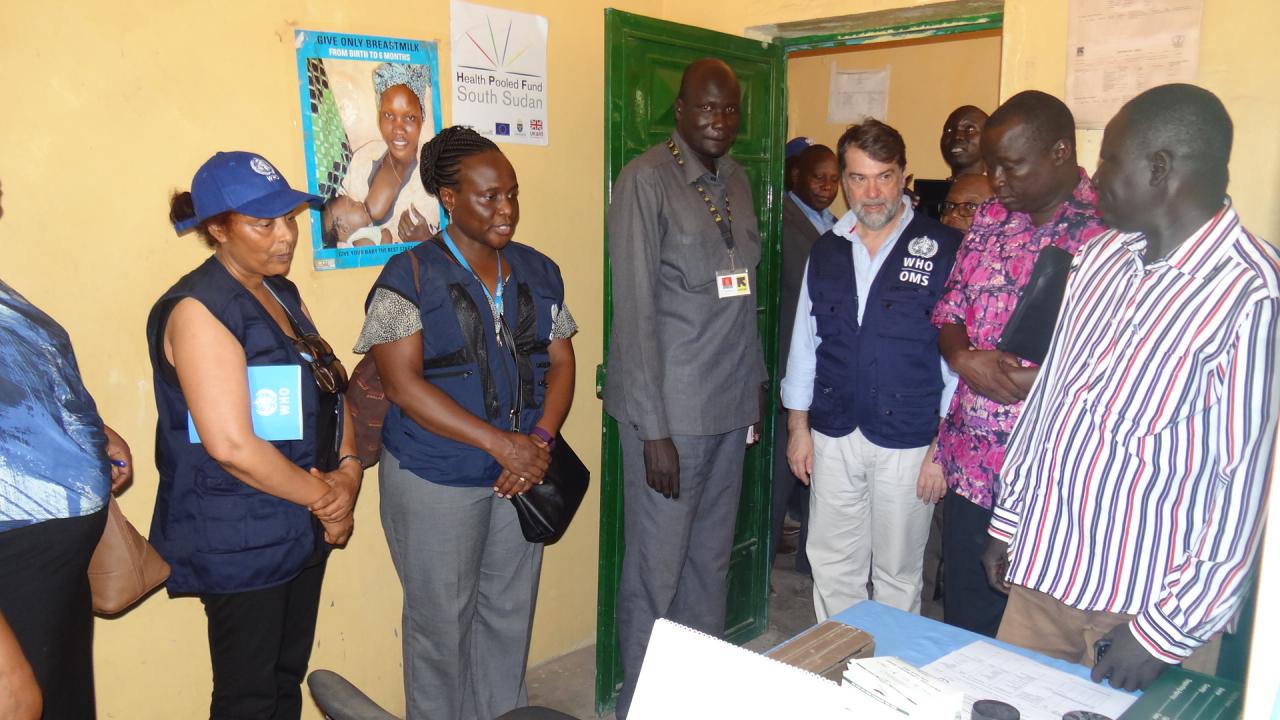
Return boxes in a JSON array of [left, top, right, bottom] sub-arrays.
[[997, 245, 1073, 365]]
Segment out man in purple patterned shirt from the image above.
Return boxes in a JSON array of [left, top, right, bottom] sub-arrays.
[[928, 91, 1106, 636]]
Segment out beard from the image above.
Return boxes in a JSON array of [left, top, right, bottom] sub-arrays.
[[852, 193, 903, 231]]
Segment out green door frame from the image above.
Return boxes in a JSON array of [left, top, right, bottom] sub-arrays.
[[595, 9, 785, 714], [773, 10, 1003, 53], [594, 5, 1005, 716]]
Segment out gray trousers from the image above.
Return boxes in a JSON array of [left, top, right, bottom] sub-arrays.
[[380, 449, 543, 720], [615, 424, 748, 718]]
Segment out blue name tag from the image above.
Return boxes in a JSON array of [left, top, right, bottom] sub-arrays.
[[189, 365, 304, 443]]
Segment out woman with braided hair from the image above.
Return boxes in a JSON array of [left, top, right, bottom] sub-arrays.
[[353, 126, 578, 719]]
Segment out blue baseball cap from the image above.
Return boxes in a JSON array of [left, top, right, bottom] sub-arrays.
[[785, 136, 813, 159], [174, 151, 323, 232]]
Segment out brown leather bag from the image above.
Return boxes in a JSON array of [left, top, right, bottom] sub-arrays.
[[345, 250, 422, 467], [87, 497, 170, 615]]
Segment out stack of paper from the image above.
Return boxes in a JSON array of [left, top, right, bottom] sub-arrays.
[[841, 656, 965, 719]]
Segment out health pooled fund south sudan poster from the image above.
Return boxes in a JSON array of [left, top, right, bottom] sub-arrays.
[[450, 0, 549, 146]]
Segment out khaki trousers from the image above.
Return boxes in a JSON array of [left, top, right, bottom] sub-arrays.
[[807, 429, 933, 619], [997, 585, 1220, 673]]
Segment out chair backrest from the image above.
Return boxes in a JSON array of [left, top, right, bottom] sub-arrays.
[[307, 670, 398, 720], [307, 668, 582, 720]]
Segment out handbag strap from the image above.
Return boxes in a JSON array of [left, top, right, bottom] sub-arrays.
[[498, 316, 522, 432], [408, 248, 422, 295]]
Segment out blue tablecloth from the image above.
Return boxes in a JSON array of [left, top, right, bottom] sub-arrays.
[[831, 600, 1100, 682]]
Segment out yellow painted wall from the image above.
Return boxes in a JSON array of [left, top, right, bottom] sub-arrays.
[[1, 0, 1277, 717], [787, 31, 1002, 216], [998, 0, 1280, 241], [0, 0, 657, 716], [667, 0, 1279, 240]]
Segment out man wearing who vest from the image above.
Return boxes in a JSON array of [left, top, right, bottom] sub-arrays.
[[782, 120, 961, 619]]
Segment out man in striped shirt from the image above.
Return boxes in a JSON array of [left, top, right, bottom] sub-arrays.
[[982, 84, 1279, 691]]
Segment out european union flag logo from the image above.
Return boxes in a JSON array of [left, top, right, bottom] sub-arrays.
[[495, 123, 510, 136]]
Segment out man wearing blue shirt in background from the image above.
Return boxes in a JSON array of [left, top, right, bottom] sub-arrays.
[[772, 140, 839, 575], [783, 120, 960, 618]]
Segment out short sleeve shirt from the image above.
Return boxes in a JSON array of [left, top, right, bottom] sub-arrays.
[[929, 170, 1106, 508], [0, 280, 110, 530]]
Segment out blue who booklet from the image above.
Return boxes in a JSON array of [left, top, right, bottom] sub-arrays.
[[189, 365, 305, 443]]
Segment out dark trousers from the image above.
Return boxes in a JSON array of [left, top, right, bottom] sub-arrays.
[[0, 508, 107, 720], [770, 413, 810, 574], [616, 424, 747, 719], [941, 492, 1008, 637], [200, 558, 327, 720]]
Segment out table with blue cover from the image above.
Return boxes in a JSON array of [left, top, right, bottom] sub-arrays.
[[831, 600, 1114, 684]]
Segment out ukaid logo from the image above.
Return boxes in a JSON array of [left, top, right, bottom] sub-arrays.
[[188, 365, 304, 443], [530, 119, 543, 131], [495, 122, 511, 136]]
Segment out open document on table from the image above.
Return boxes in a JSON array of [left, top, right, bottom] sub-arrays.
[[922, 641, 1138, 720]]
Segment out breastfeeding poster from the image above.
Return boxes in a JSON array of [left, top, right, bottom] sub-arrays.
[[294, 30, 444, 271], [450, 0, 549, 146]]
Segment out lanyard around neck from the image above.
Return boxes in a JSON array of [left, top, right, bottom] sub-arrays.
[[441, 228, 506, 341], [666, 138, 737, 265]]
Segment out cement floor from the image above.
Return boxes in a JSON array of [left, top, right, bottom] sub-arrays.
[[527, 541, 946, 719], [534, 545, 938, 719]]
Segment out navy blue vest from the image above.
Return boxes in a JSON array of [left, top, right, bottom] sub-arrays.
[[807, 213, 960, 448], [147, 257, 334, 594], [376, 239, 562, 486]]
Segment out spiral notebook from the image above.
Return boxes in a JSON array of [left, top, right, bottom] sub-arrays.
[[628, 619, 861, 719]]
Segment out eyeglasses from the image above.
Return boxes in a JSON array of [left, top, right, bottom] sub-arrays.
[[941, 201, 980, 218], [292, 332, 349, 394]]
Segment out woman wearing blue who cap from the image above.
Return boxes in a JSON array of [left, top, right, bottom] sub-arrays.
[[148, 151, 362, 719]]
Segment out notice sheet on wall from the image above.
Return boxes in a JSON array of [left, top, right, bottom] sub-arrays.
[[450, 0, 549, 146], [828, 66, 890, 124], [1065, 0, 1203, 129]]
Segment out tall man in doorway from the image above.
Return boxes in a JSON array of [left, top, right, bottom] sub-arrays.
[[915, 105, 989, 219], [931, 91, 1106, 637], [772, 142, 839, 575], [984, 84, 1278, 691], [783, 119, 960, 619], [605, 58, 767, 718]]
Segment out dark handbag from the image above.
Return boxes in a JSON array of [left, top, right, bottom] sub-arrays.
[[345, 250, 422, 467], [997, 245, 1073, 365], [510, 438, 590, 544], [499, 318, 589, 545]]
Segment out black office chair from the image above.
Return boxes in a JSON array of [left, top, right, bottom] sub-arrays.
[[307, 670, 580, 720]]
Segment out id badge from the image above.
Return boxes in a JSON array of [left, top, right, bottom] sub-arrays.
[[716, 269, 751, 298]]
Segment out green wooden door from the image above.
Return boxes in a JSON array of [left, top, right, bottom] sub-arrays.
[[595, 9, 785, 713]]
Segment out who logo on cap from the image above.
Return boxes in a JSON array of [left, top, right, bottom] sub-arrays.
[[174, 151, 322, 232]]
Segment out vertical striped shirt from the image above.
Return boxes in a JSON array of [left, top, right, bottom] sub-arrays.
[[991, 201, 1279, 662]]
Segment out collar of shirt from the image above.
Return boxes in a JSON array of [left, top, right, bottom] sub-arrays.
[[788, 191, 837, 234], [971, 167, 1099, 240], [1116, 198, 1239, 279], [832, 195, 915, 251], [669, 131, 735, 185]]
